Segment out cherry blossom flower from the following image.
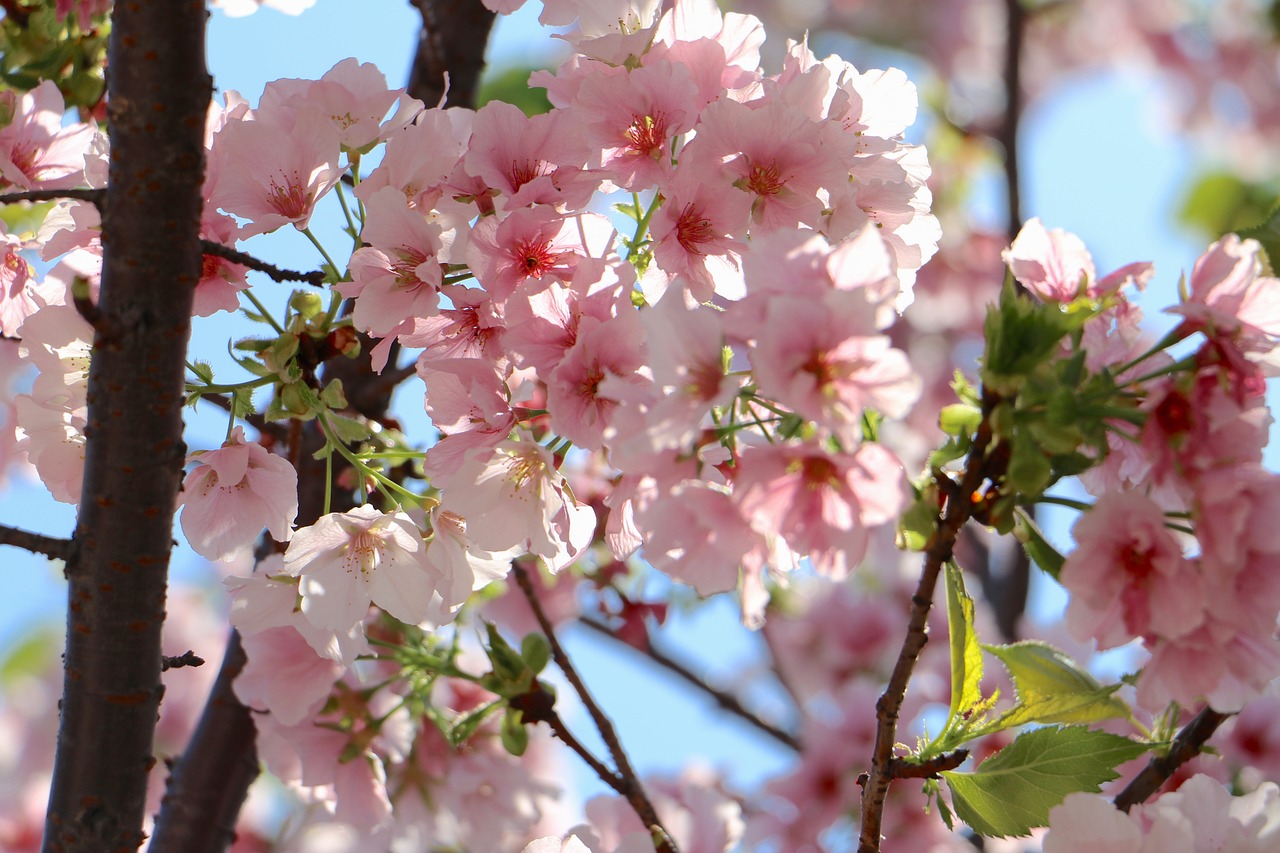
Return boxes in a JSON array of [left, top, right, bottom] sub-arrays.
[[283, 505, 443, 631], [463, 100, 596, 210], [1168, 234, 1280, 377], [732, 441, 908, 579], [337, 186, 446, 337], [209, 107, 343, 237], [179, 427, 299, 561], [258, 58, 417, 152], [571, 60, 699, 189], [468, 207, 615, 303], [1061, 491, 1203, 649], [0, 81, 97, 191], [433, 436, 596, 571], [683, 97, 848, 232]]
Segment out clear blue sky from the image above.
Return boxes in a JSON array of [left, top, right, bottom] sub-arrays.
[[0, 0, 1266, 817]]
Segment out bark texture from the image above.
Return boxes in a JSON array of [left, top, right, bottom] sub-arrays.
[[42, 2, 210, 851]]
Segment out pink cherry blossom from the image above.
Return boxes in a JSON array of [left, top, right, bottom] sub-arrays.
[[1168, 234, 1280, 377], [647, 168, 751, 303], [545, 310, 652, 450], [749, 290, 920, 447], [234, 626, 345, 725], [283, 504, 443, 630], [259, 58, 416, 152], [418, 356, 516, 477], [195, 211, 250, 317], [209, 107, 343, 237], [179, 427, 299, 561], [463, 100, 596, 210], [682, 97, 849, 232], [468, 207, 616, 304], [0, 225, 38, 338], [571, 60, 699, 189], [0, 81, 97, 191], [336, 186, 445, 337], [1003, 217, 1097, 302], [1061, 491, 1203, 649], [732, 441, 908, 579], [433, 436, 596, 571]]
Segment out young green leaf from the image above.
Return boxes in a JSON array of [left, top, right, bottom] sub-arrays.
[[1014, 508, 1065, 580], [941, 726, 1148, 837], [944, 561, 984, 729], [984, 641, 1129, 727]]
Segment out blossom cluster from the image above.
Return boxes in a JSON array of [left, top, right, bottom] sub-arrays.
[[1, 0, 1279, 848], [1002, 219, 1280, 712]]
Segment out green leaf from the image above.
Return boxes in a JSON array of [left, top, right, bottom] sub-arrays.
[[942, 726, 1148, 837], [945, 561, 984, 726], [0, 199, 53, 237], [939, 403, 982, 437], [326, 412, 371, 444], [500, 708, 530, 756], [521, 633, 551, 675], [1014, 508, 1064, 580], [896, 490, 938, 552], [1236, 201, 1280, 275], [477, 66, 554, 116], [448, 699, 501, 746], [985, 641, 1129, 727]]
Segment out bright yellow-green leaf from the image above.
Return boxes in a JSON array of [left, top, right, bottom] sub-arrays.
[[942, 726, 1149, 837]]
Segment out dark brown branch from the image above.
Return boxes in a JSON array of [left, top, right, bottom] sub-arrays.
[[407, 0, 497, 109], [887, 749, 970, 780], [42, 2, 211, 851], [150, 632, 259, 853], [1000, 0, 1026, 241], [0, 522, 73, 561], [512, 563, 679, 853], [160, 651, 205, 672], [579, 616, 801, 752], [200, 240, 326, 286], [0, 188, 105, 207], [858, 392, 1006, 853], [1114, 707, 1232, 812]]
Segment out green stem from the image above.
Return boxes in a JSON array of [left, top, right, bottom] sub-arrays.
[[242, 289, 285, 334], [1036, 494, 1093, 512], [185, 375, 276, 395], [303, 227, 342, 280], [317, 412, 423, 506]]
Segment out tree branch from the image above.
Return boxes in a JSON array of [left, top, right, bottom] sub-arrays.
[[406, 0, 497, 108], [858, 391, 1008, 853], [1113, 706, 1232, 812], [42, 2, 211, 850], [579, 615, 801, 752], [0, 522, 73, 562], [149, 632, 259, 853], [1000, 0, 1026, 241], [199, 240, 326, 286], [0, 188, 105, 207], [512, 563, 679, 853]]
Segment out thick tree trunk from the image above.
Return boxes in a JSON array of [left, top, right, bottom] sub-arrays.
[[42, 2, 211, 852]]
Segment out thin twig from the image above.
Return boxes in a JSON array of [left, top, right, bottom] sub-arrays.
[[0, 522, 73, 561], [858, 391, 1006, 853], [160, 650, 205, 671], [1114, 706, 1232, 812], [0, 188, 106, 207], [199, 240, 327, 286], [579, 616, 801, 752], [511, 563, 679, 853]]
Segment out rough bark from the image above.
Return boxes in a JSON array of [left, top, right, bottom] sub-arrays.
[[42, 2, 211, 851], [407, 0, 497, 108]]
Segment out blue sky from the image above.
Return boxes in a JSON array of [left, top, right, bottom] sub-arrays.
[[0, 0, 1261, 819]]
